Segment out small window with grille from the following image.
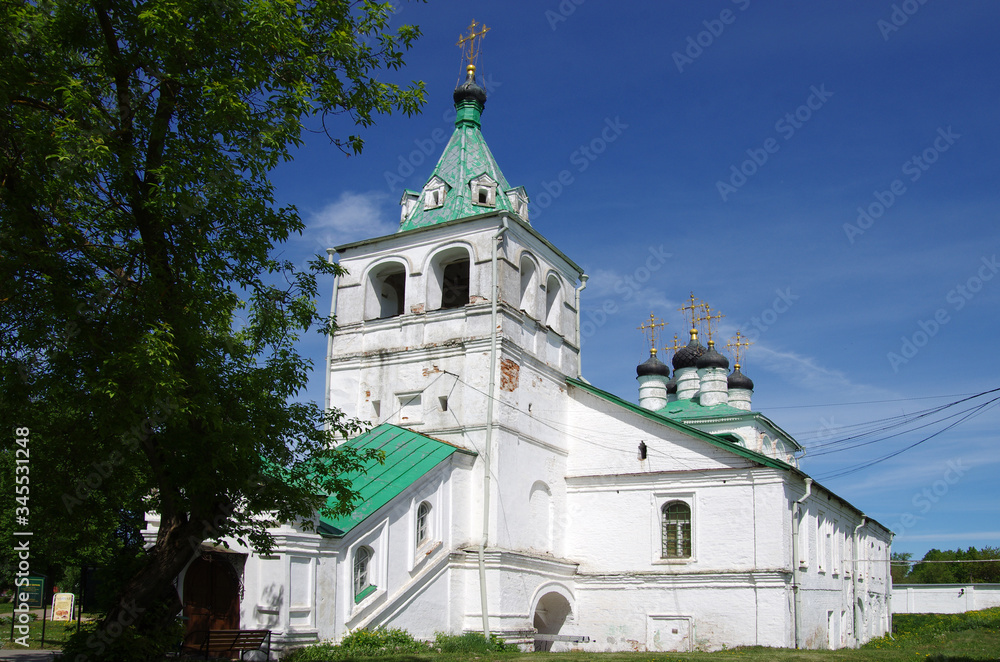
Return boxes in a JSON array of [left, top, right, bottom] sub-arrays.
[[353, 546, 374, 601], [661, 501, 692, 559], [416, 502, 431, 547]]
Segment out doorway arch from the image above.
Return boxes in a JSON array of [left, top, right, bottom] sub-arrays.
[[532, 587, 573, 652], [182, 553, 241, 645]]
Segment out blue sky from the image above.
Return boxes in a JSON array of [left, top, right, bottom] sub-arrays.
[[270, 1, 1000, 560]]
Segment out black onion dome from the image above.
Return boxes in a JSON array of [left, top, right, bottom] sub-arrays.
[[728, 368, 755, 391], [637, 353, 670, 378], [672, 340, 706, 370], [697, 345, 730, 370], [666, 378, 677, 395], [453, 68, 487, 106]]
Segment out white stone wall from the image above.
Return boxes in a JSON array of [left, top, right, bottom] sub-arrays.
[[893, 584, 1000, 613]]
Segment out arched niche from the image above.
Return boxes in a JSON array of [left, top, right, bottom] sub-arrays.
[[365, 260, 407, 320], [426, 245, 472, 311], [528, 480, 552, 551], [519, 252, 539, 318], [544, 272, 563, 331]]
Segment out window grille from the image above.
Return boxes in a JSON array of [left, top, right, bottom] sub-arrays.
[[416, 502, 431, 546], [661, 502, 692, 559], [353, 546, 372, 596]]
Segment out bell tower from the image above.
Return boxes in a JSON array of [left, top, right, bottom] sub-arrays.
[[325, 27, 586, 443]]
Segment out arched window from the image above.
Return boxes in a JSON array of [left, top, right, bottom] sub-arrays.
[[366, 263, 406, 320], [519, 254, 537, 316], [661, 502, 691, 559], [545, 274, 562, 329], [427, 246, 471, 310], [441, 259, 470, 309], [416, 502, 431, 547], [353, 546, 374, 601]]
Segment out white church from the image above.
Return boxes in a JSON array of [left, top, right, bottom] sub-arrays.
[[150, 57, 893, 653]]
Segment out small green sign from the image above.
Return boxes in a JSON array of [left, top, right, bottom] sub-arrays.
[[24, 576, 46, 609]]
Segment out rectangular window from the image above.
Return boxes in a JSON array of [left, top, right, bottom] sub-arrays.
[[818, 511, 827, 572], [833, 520, 841, 575], [799, 509, 810, 568], [398, 392, 422, 425]]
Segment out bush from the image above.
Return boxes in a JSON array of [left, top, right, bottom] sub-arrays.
[[286, 628, 429, 661], [61, 620, 184, 662], [433, 631, 513, 653]]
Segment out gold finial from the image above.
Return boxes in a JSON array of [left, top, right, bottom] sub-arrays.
[[696, 303, 725, 343], [457, 19, 490, 75], [726, 329, 753, 369], [638, 312, 666, 354]]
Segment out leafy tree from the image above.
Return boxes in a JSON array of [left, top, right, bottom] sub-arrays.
[[891, 551, 913, 585], [907, 547, 1000, 584], [0, 0, 424, 652]]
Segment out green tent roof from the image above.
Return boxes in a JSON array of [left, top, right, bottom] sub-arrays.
[[320, 423, 475, 537], [398, 75, 523, 232]]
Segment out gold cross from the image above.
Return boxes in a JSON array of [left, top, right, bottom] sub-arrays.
[[696, 303, 725, 342], [726, 329, 753, 368], [637, 312, 666, 353], [663, 333, 682, 362], [457, 19, 490, 71], [678, 292, 701, 330]]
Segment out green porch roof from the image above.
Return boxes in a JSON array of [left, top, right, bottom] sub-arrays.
[[319, 423, 474, 537]]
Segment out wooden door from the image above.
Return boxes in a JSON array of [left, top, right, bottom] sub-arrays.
[[183, 554, 240, 647]]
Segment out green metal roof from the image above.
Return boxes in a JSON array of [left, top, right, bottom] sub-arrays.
[[320, 423, 474, 537], [398, 83, 522, 232], [566, 378, 791, 470], [656, 399, 755, 420]]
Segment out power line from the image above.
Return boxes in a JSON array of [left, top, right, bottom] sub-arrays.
[[767, 392, 985, 410]]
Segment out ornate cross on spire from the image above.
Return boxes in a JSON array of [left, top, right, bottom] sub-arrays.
[[457, 19, 490, 74], [697, 303, 725, 343], [678, 292, 702, 336], [664, 333, 682, 363], [726, 329, 753, 369], [638, 312, 666, 355]]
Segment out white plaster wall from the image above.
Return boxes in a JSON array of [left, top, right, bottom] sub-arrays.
[[573, 577, 790, 651], [893, 584, 1000, 613]]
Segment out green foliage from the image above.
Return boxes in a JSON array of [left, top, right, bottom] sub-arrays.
[[433, 631, 514, 653], [0, 0, 424, 653], [890, 550, 912, 585], [286, 628, 429, 660], [62, 619, 184, 662], [905, 547, 1000, 584]]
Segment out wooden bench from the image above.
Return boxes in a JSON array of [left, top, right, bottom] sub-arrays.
[[182, 629, 272, 660]]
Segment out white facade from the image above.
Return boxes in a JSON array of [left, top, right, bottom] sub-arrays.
[[149, 66, 893, 653]]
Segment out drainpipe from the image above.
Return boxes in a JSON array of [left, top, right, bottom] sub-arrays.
[[324, 249, 339, 433], [574, 274, 589, 379], [853, 516, 867, 647], [791, 477, 812, 649], [480, 215, 509, 638]]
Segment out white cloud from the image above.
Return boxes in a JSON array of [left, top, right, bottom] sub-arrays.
[[303, 191, 396, 250]]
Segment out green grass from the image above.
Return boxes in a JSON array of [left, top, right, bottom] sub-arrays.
[[282, 609, 1000, 662], [1, 617, 79, 650]]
